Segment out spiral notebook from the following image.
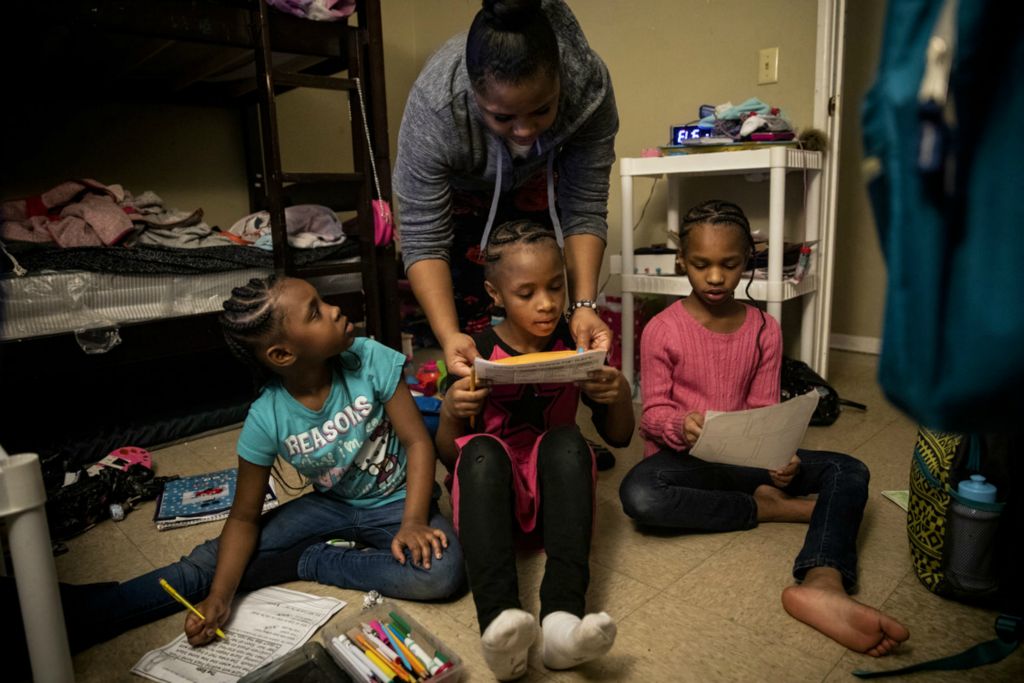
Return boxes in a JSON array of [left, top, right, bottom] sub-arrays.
[[154, 467, 278, 531]]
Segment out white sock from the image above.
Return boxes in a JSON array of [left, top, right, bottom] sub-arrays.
[[481, 608, 538, 680], [541, 611, 617, 670]]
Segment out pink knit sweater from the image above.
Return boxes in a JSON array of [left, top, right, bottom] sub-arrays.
[[639, 301, 782, 456]]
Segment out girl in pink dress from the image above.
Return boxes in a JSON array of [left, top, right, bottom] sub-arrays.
[[436, 219, 633, 679]]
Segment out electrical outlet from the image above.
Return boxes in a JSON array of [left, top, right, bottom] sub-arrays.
[[758, 47, 779, 85]]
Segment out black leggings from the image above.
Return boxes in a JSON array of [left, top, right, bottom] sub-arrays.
[[456, 426, 593, 632]]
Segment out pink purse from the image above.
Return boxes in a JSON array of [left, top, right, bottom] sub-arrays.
[[372, 198, 393, 247], [355, 78, 394, 247]]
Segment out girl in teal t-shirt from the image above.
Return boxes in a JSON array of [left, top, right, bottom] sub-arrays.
[[10, 277, 464, 659]]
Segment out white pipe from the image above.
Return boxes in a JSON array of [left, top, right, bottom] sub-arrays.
[[620, 171, 636, 389], [0, 451, 74, 682]]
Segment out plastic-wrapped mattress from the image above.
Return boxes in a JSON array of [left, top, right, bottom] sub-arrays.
[[0, 263, 361, 341]]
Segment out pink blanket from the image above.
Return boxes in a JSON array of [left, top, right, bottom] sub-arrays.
[[1, 179, 135, 247]]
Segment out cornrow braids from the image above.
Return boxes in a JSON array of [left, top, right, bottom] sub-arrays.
[[678, 199, 755, 256], [482, 219, 560, 280], [219, 275, 285, 384]]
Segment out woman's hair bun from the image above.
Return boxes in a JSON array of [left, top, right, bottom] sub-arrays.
[[482, 0, 543, 31]]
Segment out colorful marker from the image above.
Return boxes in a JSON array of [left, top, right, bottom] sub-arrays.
[[387, 625, 429, 677], [381, 623, 416, 674]]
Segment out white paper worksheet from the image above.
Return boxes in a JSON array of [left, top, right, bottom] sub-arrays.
[[132, 586, 346, 683], [474, 349, 606, 384], [691, 391, 819, 470]]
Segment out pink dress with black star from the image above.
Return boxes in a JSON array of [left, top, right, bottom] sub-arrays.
[[448, 321, 599, 535]]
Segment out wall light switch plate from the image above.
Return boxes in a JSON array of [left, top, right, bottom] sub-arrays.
[[758, 47, 779, 84]]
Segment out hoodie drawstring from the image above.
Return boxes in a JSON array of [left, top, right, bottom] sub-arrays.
[[478, 146, 565, 252], [479, 153, 503, 252], [545, 149, 564, 248]]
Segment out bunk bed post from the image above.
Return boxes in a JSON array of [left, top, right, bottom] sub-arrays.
[[252, 0, 290, 275], [241, 105, 269, 214], [347, 29, 385, 342], [357, 0, 401, 350]]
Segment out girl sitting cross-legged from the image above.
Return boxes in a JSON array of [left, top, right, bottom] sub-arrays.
[[618, 200, 910, 657]]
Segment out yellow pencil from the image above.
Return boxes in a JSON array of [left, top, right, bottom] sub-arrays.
[[469, 366, 477, 430], [159, 578, 227, 639]]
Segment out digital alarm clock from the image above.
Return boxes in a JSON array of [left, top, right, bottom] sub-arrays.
[[670, 124, 715, 145]]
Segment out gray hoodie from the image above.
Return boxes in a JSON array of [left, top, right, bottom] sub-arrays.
[[393, 0, 618, 270]]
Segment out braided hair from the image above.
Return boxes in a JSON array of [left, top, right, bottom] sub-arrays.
[[467, 0, 560, 91], [678, 200, 768, 383], [678, 199, 756, 256], [220, 275, 285, 384], [483, 218, 561, 281]]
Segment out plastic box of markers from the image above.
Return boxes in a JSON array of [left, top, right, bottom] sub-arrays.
[[321, 602, 465, 682]]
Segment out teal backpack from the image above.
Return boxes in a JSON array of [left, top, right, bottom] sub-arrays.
[[862, 0, 1024, 433], [857, 0, 1023, 676]]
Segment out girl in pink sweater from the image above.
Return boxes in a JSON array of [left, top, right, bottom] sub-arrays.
[[619, 200, 909, 657]]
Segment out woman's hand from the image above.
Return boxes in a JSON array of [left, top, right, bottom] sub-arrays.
[[443, 333, 480, 378], [185, 594, 231, 647], [770, 454, 801, 489], [441, 376, 490, 420], [683, 411, 705, 446], [580, 366, 627, 404], [391, 521, 449, 569], [570, 307, 612, 353]]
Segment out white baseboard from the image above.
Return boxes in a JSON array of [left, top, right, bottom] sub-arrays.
[[829, 333, 882, 355]]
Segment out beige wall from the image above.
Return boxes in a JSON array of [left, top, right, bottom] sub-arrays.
[[831, 0, 888, 339], [383, 0, 889, 343], [2, 102, 250, 229]]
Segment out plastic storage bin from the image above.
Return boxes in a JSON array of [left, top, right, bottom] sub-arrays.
[[321, 603, 464, 682]]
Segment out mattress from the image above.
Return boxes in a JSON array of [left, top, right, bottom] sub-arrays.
[[0, 262, 361, 341]]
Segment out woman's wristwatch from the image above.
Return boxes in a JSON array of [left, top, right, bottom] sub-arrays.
[[566, 299, 600, 320]]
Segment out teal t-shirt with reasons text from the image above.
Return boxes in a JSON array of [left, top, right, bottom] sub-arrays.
[[237, 337, 407, 508]]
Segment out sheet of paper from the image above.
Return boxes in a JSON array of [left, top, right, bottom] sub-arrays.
[[132, 586, 345, 683], [474, 349, 606, 384], [691, 391, 819, 470]]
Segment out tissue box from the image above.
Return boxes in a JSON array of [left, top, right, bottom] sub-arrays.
[[632, 247, 677, 276]]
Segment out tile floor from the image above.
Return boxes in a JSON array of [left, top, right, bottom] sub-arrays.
[[52, 351, 1022, 681]]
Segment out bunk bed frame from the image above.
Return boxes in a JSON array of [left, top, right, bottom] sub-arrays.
[[4, 0, 400, 347], [0, 0, 402, 465]]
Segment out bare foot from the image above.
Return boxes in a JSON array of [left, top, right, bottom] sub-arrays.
[[754, 485, 815, 523], [781, 569, 910, 656]]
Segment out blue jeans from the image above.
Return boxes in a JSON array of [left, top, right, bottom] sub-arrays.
[[619, 449, 869, 589], [61, 492, 464, 648]]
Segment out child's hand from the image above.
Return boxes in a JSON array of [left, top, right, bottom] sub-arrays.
[[580, 366, 627, 404], [441, 376, 489, 420], [391, 521, 448, 569], [184, 594, 231, 647], [683, 411, 705, 445], [770, 454, 801, 488]]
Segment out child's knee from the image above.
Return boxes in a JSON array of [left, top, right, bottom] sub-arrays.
[[403, 549, 466, 600], [457, 436, 512, 488], [538, 426, 591, 475], [618, 474, 658, 523], [824, 452, 870, 490], [183, 537, 221, 574]]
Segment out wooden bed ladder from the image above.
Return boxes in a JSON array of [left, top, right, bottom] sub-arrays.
[[249, 0, 400, 348]]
